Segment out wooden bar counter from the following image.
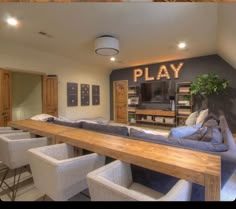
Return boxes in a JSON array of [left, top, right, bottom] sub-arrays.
[[8, 119, 73, 144], [9, 119, 221, 201]]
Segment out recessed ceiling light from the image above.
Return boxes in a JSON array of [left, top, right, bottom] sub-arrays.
[[6, 17, 19, 26], [178, 42, 186, 49], [110, 57, 116, 62]]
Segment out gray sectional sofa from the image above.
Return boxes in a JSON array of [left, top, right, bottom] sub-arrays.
[[47, 114, 236, 201]]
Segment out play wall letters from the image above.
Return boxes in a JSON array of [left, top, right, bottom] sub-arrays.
[[133, 62, 184, 82]]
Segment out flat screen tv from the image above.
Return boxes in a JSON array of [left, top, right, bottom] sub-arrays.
[[141, 81, 173, 103]]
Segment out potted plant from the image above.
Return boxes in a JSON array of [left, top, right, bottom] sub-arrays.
[[128, 113, 136, 123], [190, 73, 229, 108], [183, 95, 191, 105]]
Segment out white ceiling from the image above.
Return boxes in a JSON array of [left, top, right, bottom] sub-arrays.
[[0, 3, 219, 72]]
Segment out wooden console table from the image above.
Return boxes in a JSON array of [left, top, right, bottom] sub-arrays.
[[8, 119, 221, 201]]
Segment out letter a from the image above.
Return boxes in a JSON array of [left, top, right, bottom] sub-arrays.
[[157, 65, 170, 80]]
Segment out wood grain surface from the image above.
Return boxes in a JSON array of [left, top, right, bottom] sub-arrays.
[[9, 119, 221, 201]]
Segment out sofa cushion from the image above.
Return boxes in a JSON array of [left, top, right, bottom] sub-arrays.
[[130, 127, 228, 152], [130, 128, 169, 145], [168, 136, 228, 152], [82, 122, 129, 136], [196, 109, 209, 125], [185, 111, 199, 126], [202, 113, 219, 128], [169, 125, 200, 138], [211, 127, 224, 144], [51, 119, 82, 128], [184, 127, 207, 141], [202, 118, 219, 128], [200, 127, 212, 142]]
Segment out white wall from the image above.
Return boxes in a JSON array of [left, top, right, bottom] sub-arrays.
[[12, 72, 42, 120], [217, 3, 236, 69], [56, 67, 110, 120], [0, 41, 110, 120]]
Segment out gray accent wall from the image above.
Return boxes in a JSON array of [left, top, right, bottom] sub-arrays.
[[110, 54, 236, 132]]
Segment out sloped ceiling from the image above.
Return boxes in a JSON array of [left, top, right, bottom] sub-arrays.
[[217, 3, 236, 69], [0, 3, 235, 72]]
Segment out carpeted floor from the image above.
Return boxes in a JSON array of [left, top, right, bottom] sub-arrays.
[[0, 162, 235, 201]]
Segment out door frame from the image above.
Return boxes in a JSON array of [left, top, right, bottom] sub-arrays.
[[1, 68, 59, 123], [113, 80, 128, 124]]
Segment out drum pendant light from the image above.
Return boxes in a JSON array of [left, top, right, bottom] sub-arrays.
[[95, 35, 119, 56]]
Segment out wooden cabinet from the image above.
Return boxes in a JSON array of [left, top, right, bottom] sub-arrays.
[[175, 82, 193, 126], [135, 109, 175, 127]]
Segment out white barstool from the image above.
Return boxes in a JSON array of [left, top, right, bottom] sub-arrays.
[[0, 132, 48, 200], [87, 160, 192, 201], [28, 143, 105, 201], [0, 128, 24, 174]]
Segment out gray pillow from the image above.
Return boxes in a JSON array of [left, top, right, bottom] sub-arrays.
[[129, 128, 169, 145], [202, 118, 219, 128], [130, 128, 228, 152], [82, 122, 129, 136], [211, 127, 223, 144], [168, 136, 228, 152], [185, 111, 199, 126], [184, 127, 207, 141], [51, 119, 82, 128], [198, 126, 223, 144], [200, 127, 213, 142]]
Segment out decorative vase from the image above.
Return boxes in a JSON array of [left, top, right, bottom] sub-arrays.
[[171, 100, 175, 111]]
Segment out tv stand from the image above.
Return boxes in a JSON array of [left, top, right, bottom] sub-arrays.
[[134, 109, 176, 127]]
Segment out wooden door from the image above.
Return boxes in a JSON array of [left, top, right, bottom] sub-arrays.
[[42, 75, 58, 117], [113, 80, 128, 124], [0, 69, 12, 127]]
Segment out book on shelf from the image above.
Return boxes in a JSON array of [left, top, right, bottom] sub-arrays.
[[178, 87, 190, 93], [146, 115, 152, 121], [178, 101, 190, 105], [155, 117, 164, 123], [128, 90, 136, 94], [128, 97, 139, 105], [128, 107, 136, 112], [178, 109, 191, 114], [164, 117, 175, 124]]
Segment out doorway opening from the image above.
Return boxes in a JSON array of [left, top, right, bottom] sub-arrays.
[[12, 72, 42, 121]]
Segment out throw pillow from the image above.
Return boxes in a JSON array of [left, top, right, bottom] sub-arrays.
[[184, 127, 207, 141], [196, 109, 209, 125], [185, 111, 199, 126], [52, 119, 82, 128], [211, 127, 223, 144], [200, 127, 223, 144], [200, 127, 213, 142], [202, 113, 219, 128], [31, 114, 56, 121], [170, 125, 201, 138], [202, 119, 219, 128]]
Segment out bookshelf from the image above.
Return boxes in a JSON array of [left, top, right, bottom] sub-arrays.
[[127, 86, 140, 124], [135, 109, 176, 127], [176, 82, 193, 126]]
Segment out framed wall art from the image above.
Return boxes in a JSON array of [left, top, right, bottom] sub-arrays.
[[81, 84, 90, 106], [92, 85, 100, 105], [67, 82, 78, 106]]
